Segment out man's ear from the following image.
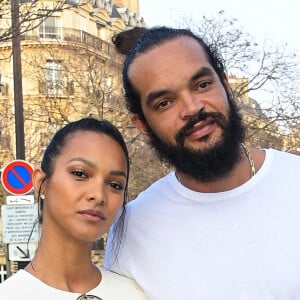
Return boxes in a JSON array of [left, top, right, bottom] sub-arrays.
[[33, 168, 46, 195], [131, 114, 150, 136], [222, 74, 233, 98]]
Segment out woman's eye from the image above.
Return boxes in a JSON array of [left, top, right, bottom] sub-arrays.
[[109, 182, 125, 191], [71, 169, 88, 179]]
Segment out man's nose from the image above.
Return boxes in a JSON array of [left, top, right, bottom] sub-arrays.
[[179, 91, 205, 120]]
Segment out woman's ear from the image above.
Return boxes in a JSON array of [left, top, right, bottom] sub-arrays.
[[33, 168, 46, 195]]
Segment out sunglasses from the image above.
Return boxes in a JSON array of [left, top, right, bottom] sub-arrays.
[[76, 295, 102, 300]]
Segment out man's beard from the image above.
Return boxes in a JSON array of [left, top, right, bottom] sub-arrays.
[[144, 94, 246, 182]]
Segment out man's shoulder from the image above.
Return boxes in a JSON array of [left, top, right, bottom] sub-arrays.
[[127, 172, 173, 207], [268, 148, 300, 163], [264, 149, 300, 178]]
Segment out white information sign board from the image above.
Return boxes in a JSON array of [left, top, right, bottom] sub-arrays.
[[1, 204, 39, 243], [8, 243, 37, 261], [6, 195, 34, 205]]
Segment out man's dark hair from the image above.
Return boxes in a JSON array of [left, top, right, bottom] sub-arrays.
[[120, 26, 226, 122], [112, 26, 147, 55]]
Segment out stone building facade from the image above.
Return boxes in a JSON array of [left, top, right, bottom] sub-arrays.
[[0, 0, 148, 281]]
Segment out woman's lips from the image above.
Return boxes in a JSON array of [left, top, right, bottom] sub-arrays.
[[78, 209, 105, 222]]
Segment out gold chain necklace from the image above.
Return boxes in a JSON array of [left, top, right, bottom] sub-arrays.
[[241, 143, 256, 177]]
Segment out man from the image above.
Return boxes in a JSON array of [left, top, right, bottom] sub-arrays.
[[105, 27, 300, 300]]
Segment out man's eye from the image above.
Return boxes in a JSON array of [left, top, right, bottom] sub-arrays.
[[71, 169, 88, 179], [197, 80, 212, 90], [156, 99, 170, 109]]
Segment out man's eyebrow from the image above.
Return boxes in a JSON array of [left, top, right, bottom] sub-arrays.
[[145, 89, 171, 106], [190, 66, 214, 82], [145, 67, 215, 106]]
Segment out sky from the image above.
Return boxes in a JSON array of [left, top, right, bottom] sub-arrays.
[[139, 0, 300, 57], [138, 0, 300, 105]]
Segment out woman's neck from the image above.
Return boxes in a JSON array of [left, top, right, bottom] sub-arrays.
[[25, 236, 101, 293]]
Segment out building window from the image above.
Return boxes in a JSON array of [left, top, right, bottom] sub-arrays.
[[0, 123, 10, 150], [45, 60, 63, 95], [80, 15, 87, 32], [39, 16, 61, 39], [0, 265, 7, 283]]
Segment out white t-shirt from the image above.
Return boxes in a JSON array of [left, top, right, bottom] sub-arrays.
[[0, 266, 148, 299], [106, 149, 300, 300]]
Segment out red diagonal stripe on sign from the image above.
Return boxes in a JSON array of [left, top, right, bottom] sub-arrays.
[[11, 167, 27, 187]]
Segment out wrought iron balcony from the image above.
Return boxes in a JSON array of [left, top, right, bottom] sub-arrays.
[[21, 27, 116, 57]]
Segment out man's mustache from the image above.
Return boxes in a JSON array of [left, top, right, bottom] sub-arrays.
[[175, 110, 227, 146]]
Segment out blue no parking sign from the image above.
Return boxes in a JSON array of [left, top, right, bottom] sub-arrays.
[[1, 160, 34, 195]]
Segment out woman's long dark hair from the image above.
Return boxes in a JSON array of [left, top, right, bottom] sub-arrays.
[[30, 117, 130, 262]]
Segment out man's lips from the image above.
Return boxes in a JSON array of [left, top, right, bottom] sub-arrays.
[[78, 209, 106, 222], [184, 118, 216, 140]]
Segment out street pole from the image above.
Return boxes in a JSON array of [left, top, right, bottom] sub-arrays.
[[5, 0, 25, 278], [11, 0, 25, 160]]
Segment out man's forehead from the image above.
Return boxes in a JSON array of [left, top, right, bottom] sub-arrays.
[[140, 36, 204, 57], [128, 36, 208, 74]]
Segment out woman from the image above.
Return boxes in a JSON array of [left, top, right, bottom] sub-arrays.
[[0, 117, 147, 299]]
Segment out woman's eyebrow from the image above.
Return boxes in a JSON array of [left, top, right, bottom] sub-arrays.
[[110, 170, 127, 179], [68, 157, 96, 168], [69, 157, 127, 178]]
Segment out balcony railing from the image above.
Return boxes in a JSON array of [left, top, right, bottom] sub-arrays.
[[21, 27, 116, 57], [38, 80, 75, 97]]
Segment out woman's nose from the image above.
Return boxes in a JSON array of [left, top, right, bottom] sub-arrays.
[[87, 182, 106, 206]]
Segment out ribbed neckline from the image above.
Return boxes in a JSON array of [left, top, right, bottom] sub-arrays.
[[168, 148, 273, 203]]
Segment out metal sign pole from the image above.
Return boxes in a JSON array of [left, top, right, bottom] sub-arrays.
[[1, 160, 35, 278], [4, 244, 11, 278], [11, 0, 25, 160]]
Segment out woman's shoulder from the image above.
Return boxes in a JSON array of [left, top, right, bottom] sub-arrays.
[[0, 270, 30, 295], [94, 266, 149, 299]]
